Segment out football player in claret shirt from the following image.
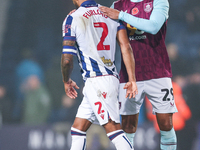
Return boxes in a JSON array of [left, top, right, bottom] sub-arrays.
[[100, 0, 178, 149], [61, 0, 138, 149]]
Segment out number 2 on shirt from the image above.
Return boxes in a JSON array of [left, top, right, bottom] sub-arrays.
[[94, 22, 110, 51]]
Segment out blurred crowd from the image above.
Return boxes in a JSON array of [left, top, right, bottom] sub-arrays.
[[0, 0, 200, 149]]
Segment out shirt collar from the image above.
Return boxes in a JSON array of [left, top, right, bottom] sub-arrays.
[[131, 0, 143, 2], [81, 0, 98, 8]]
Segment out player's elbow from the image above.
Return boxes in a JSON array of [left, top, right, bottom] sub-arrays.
[[147, 22, 160, 35], [149, 26, 159, 35], [62, 61, 69, 69], [61, 54, 73, 69]]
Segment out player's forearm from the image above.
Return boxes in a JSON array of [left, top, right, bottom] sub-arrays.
[[119, 11, 165, 34], [121, 45, 136, 82], [61, 54, 73, 82], [117, 29, 136, 82]]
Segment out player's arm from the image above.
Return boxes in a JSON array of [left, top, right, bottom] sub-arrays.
[[117, 29, 138, 98], [68, 9, 76, 15], [61, 39, 79, 99], [61, 53, 73, 83], [100, 0, 169, 34], [62, 14, 79, 99]]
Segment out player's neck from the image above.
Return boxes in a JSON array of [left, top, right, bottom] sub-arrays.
[[78, 0, 87, 7]]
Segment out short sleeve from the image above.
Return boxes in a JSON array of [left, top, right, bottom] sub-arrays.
[[62, 15, 77, 55]]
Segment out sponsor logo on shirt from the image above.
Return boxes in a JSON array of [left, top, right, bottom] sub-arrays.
[[129, 35, 147, 41], [127, 24, 137, 35], [144, 2, 153, 13], [101, 56, 113, 67], [126, 24, 145, 36]]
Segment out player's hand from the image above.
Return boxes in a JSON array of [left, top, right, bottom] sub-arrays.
[[68, 9, 76, 15], [123, 81, 138, 99], [99, 6, 120, 20], [64, 79, 79, 99]]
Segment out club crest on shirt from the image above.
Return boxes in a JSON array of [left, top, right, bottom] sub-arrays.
[[131, 7, 139, 15], [144, 2, 153, 13]]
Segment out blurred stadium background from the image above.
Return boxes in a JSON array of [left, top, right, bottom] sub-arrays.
[[0, 0, 200, 150]]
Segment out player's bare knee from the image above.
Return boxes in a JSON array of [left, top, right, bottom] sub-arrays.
[[122, 124, 136, 133], [103, 120, 121, 133], [72, 118, 92, 132], [159, 122, 173, 131]]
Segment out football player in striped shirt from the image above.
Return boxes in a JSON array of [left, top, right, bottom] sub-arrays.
[[61, 0, 138, 149]]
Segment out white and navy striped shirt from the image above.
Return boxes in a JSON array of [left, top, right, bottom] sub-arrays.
[[62, 0, 125, 81]]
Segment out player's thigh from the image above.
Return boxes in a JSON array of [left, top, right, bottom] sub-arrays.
[[145, 77, 177, 114], [119, 81, 145, 115]]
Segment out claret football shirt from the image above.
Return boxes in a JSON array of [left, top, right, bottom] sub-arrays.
[[113, 0, 172, 82]]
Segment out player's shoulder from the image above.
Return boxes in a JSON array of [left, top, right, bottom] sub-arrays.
[[153, 0, 169, 7], [66, 7, 85, 18], [112, 0, 127, 9], [63, 9, 81, 23], [68, 9, 81, 18], [113, 0, 124, 5], [114, 0, 124, 3]]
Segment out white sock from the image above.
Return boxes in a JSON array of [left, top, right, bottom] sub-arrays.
[[125, 132, 135, 146], [70, 127, 86, 150], [107, 130, 134, 150], [160, 128, 177, 150]]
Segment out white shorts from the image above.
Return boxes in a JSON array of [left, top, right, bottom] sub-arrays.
[[119, 77, 178, 115], [76, 75, 120, 125]]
